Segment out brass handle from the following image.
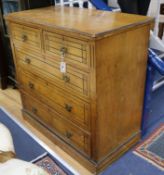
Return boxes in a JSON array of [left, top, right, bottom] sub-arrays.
[[65, 104, 72, 112], [60, 47, 67, 57], [62, 75, 70, 83], [28, 82, 34, 89], [25, 58, 31, 64], [65, 131, 73, 139], [21, 34, 28, 42], [32, 107, 37, 114]]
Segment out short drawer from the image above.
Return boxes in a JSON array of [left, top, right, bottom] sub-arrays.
[[16, 50, 90, 97], [10, 23, 41, 52], [44, 31, 90, 69], [18, 70, 91, 130], [21, 92, 91, 156]]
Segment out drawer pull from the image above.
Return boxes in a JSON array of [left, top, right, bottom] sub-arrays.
[[32, 107, 37, 114], [65, 104, 72, 112], [62, 75, 70, 83], [65, 131, 73, 139], [25, 58, 31, 64], [21, 34, 28, 42], [28, 82, 34, 89], [60, 47, 67, 57]]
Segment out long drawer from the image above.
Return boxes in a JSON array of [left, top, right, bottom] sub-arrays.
[[21, 91, 91, 156], [18, 70, 91, 130], [43, 31, 90, 69], [16, 50, 90, 97], [10, 23, 42, 53]]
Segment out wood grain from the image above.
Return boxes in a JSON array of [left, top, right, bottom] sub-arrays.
[[44, 31, 91, 70], [0, 88, 93, 175], [95, 25, 150, 160], [18, 70, 91, 131], [5, 6, 153, 39], [6, 6, 153, 174], [21, 91, 91, 156], [15, 49, 90, 98]]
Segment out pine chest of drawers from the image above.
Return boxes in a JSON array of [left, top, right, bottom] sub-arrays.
[[6, 7, 153, 174]]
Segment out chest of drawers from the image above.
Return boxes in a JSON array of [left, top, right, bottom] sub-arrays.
[[6, 7, 153, 174]]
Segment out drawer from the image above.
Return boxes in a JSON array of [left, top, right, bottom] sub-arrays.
[[16, 50, 90, 97], [18, 71, 90, 130], [10, 23, 41, 52], [21, 91, 91, 156], [44, 31, 90, 69]]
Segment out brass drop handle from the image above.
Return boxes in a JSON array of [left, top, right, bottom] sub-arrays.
[[25, 57, 31, 64], [65, 131, 73, 139], [32, 107, 37, 114], [21, 34, 28, 42], [60, 47, 67, 57], [65, 104, 72, 112], [62, 75, 70, 83], [28, 82, 34, 89]]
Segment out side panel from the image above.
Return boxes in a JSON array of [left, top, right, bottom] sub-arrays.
[[95, 25, 151, 161]]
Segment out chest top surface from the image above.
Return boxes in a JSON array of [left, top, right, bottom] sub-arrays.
[[5, 6, 153, 38]]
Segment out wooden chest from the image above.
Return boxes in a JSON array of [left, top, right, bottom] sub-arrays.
[[5, 7, 153, 174]]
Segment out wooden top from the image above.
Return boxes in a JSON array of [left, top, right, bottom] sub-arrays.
[[5, 6, 153, 38]]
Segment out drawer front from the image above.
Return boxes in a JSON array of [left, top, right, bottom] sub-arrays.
[[10, 23, 41, 52], [18, 71, 90, 130], [16, 50, 90, 97], [44, 31, 90, 69], [21, 92, 91, 156]]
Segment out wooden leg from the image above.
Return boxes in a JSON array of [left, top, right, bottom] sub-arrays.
[[160, 3, 164, 15], [0, 32, 8, 90], [158, 22, 164, 39], [0, 77, 8, 90]]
